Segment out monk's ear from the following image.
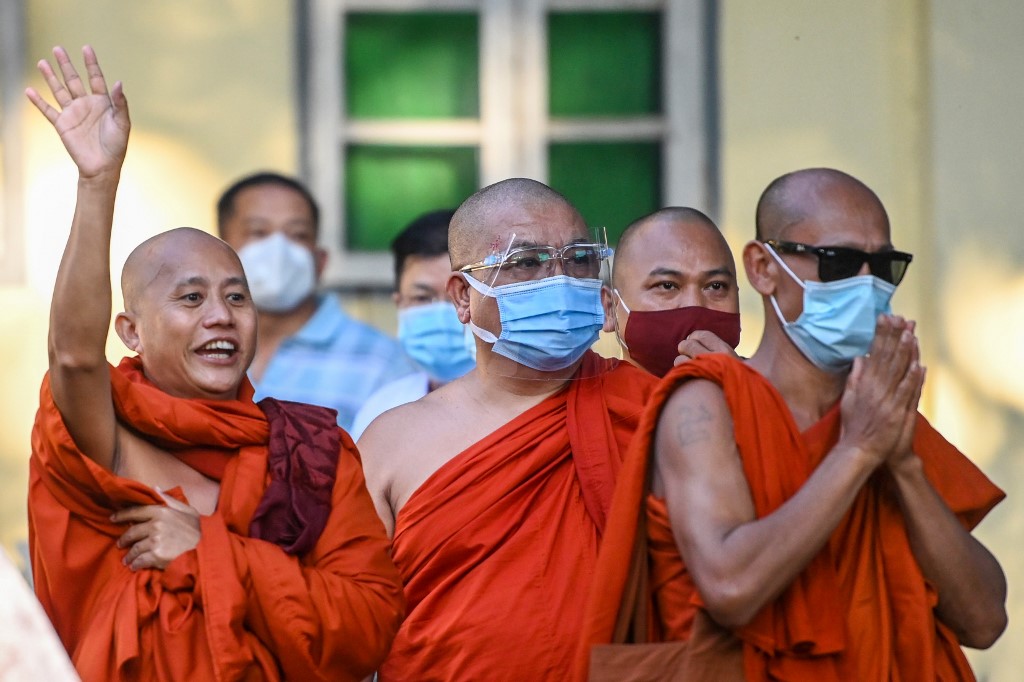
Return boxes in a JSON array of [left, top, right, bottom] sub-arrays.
[[743, 240, 777, 296], [447, 272, 472, 324], [114, 312, 142, 353], [600, 286, 617, 333]]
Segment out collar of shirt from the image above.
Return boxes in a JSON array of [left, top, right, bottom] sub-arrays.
[[289, 294, 350, 347]]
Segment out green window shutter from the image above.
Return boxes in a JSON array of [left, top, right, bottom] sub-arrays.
[[345, 145, 478, 252], [345, 12, 480, 119], [548, 142, 661, 244], [548, 11, 662, 117]]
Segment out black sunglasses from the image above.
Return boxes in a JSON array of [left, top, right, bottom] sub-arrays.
[[765, 240, 913, 286]]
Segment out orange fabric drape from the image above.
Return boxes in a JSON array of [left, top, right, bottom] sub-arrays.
[[579, 354, 1004, 681], [30, 358, 404, 682], [379, 353, 655, 681]]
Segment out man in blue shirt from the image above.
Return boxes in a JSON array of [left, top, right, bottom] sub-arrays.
[[216, 172, 419, 430], [350, 209, 475, 440]]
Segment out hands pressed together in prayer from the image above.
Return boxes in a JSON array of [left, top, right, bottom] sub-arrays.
[[112, 490, 202, 572], [839, 313, 925, 469]]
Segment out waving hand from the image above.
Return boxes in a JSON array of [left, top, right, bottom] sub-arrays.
[[26, 45, 130, 179]]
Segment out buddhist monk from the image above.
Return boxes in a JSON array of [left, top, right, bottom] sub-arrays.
[[26, 46, 404, 682], [603, 207, 742, 377], [358, 178, 658, 680], [580, 168, 1006, 680]]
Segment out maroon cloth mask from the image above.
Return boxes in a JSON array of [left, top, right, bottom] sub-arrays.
[[621, 304, 741, 377]]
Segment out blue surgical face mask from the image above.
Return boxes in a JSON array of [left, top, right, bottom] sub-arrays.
[[766, 244, 896, 372], [397, 301, 475, 383], [462, 273, 604, 372]]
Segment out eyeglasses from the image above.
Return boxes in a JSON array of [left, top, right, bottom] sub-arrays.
[[764, 240, 913, 285], [459, 242, 612, 283]]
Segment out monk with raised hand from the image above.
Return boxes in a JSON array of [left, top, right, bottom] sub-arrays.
[[603, 207, 742, 377], [26, 46, 403, 681], [580, 168, 1006, 680], [358, 178, 657, 680]]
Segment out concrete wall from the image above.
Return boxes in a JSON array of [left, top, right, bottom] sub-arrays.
[[2, 1, 1020, 676]]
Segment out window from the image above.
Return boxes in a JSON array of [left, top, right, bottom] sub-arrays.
[[305, 0, 713, 288], [0, 0, 25, 285]]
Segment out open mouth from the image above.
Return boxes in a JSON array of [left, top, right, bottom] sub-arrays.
[[196, 339, 238, 360]]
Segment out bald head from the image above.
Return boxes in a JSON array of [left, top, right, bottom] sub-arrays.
[[755, 168, 889, 242], [449, 178, 583, 269], [613, 207, 728, 285], [121, 227, 241, 313]]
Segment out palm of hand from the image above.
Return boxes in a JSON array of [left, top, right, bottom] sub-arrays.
[[54, 94, 128, 177]]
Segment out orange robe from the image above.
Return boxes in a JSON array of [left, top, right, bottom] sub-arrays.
[[580, 354, 1004, 681], [29, 357, 405, 682], [378, 353, 656, 681]]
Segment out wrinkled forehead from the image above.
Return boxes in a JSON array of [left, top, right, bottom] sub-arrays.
[[124, 230, 246, 303]]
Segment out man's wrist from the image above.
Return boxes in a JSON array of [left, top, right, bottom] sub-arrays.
[[77, 170, 122, 191], [887, 450, 924, 481]]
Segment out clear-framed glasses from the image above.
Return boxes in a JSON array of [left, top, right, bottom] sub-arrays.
[[764, 239, 913, 286], [460, 242, 613, 283]]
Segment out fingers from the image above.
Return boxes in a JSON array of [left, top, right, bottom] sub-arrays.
[[116, 520, 153, 549], [36, 57, 73, 109], [686, 331, 733, 354], [53, 46, 87, 98], [81, 45, 110, 97], [24, 87, 59, 124], [157, 489, 199, 518], [110, 504, 160, 525]]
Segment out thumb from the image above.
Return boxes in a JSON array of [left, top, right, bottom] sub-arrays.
[[156, 486, 191, 513]]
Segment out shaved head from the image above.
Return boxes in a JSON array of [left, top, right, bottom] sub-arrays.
[[755, 168, 889, 242], [613, 207, 728, 285], [121, 227, 241, 313], [449, 178, 583, 269]]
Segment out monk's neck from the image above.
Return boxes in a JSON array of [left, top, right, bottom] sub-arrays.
[[250, 297, 319, 382], [747, 338, 846, 431], [471, 354, 577, 404]]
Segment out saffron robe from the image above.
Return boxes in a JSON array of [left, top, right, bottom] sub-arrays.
[[379, 353, 656, 681], [580, 354, 1004, 681], [29, 358, 405, 682]]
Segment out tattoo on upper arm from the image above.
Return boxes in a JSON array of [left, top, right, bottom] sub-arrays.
[[674, 403, 714, 449]]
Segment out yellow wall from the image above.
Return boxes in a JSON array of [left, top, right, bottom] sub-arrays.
[[3, 1, 1021, 676], [2, 0, 299, 547]]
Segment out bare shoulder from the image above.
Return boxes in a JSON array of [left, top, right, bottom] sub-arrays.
[[655, 379, 734, 454], [652, 377, 756, 546]]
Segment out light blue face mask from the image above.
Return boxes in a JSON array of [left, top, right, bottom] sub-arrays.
[[766, 244, 896, 372], [462, 273, 605, 372], [397, 301, 476, 383]]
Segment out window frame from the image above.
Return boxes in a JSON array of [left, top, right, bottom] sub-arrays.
[[304, 0, 713, 289], [0, 0, 25, 285]]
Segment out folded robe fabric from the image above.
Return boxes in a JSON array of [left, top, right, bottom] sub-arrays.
[[379, 352, 656, 681], [30, 356, 405, 682], [579, 354, 1004, 682]]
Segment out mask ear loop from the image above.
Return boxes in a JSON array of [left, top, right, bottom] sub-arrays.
[[764, 242, 806, 289], [611, 289, 630, 354], [763, 242, 804, 326]]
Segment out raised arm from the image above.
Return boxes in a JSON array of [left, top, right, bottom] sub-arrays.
[[27, 46, 130, 470], [655, 316, 923, 628]]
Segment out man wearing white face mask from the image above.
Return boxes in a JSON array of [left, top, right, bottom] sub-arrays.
[[350, 209, 473, 440], [580, 168, 1006, 679], [217, 173, 419, 431]]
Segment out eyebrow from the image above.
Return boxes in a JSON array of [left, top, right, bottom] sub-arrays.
[[647, 266, 736, 279], [410, 282, 441, 292], [173, 275, 248, 288]]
